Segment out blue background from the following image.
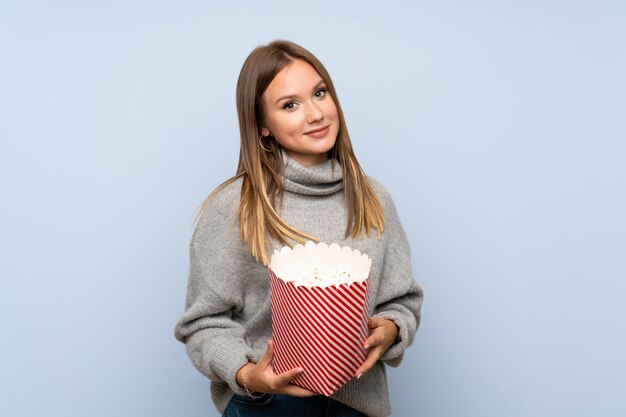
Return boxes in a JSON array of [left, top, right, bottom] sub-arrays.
[[1, 1, 625, 416]]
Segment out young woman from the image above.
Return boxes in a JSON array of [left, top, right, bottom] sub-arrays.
[[174, 40, 423, 417]]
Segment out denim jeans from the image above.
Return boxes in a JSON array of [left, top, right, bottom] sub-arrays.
[[222, 393, 368, 417]]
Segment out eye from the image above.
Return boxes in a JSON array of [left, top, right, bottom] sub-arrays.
[[314, 88, 327, 98], [283, 101, 299, 110]]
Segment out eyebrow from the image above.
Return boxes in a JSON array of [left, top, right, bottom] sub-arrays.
[[274, 80, 326, 104]]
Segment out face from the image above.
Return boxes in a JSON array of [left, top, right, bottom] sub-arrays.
[[261, 59, 339, 167]]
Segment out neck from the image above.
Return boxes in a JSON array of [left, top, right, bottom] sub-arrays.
[[281, 151, 343, 196], [284, 150, 328, 167]]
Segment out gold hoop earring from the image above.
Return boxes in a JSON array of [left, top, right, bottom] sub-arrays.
[[259, 134, 278, 152]]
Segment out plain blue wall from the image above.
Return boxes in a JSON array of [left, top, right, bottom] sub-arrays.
[[1, 1, 625, 416]]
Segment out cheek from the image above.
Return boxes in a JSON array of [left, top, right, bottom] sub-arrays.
[[279, 114, 303, 133], [265, 113, 285, 134], [324, 101, 339, 119]]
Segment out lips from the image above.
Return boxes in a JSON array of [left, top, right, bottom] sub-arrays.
[[304, 125, 330, 136]]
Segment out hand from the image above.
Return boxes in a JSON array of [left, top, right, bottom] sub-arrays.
[[236, 339, 317, 397], [355, 317, 399, 379]]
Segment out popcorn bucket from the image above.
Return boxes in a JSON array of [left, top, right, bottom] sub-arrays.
[[268, 241, 372, 396]]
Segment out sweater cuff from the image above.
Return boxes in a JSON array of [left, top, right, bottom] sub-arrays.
[[372, 310, 409, 367], [186, 331, 253, 396], [211, 337, 254, 396]]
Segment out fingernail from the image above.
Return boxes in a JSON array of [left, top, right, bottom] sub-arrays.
[[296, 368, 303, 374], [363, 344, 369, 350], [356, 373, 362, 379]]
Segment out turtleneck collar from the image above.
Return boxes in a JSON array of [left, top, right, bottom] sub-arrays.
[[281, 151, 343, 196]]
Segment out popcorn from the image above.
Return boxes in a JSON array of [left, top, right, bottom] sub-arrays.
[[269, 241, 372, 396], [283, 268, 354, 287]]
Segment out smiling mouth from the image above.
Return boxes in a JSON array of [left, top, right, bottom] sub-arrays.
[[304, 125, 330, 135]]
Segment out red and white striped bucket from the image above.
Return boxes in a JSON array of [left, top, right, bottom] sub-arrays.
[[268, 242, 372, 396]]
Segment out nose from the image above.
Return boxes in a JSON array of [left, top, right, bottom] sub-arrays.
[[306, 101, 324, 124]]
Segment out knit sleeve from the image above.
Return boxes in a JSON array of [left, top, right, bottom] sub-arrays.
[[173, 184, 252, 396], [368, 177, 423, 367]]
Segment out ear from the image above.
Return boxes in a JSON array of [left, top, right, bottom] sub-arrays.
[[260, 126, 271, 137]]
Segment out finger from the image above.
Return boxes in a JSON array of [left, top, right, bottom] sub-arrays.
[[276, 366, 304, 386], [258, 339, 275, 368], [363, 328, 384, 350], [355, 347, 382, 378], [368, 317, 383, 329], [281, 384, 318, 397], [363, 335, 380, 350]]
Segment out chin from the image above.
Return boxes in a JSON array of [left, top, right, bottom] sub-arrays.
[[318, 143, 336, 155], [323, 135, 338, 151]]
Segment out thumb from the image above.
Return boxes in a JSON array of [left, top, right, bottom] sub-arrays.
[[258, 339, 275, 368], [277, 366, 304, 386], [368, 317, 382, 329]]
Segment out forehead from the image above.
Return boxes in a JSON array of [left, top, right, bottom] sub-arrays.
[[265, 59, 323, 97]]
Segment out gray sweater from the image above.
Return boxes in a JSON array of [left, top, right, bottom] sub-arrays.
[[174, 153, 423, 417]]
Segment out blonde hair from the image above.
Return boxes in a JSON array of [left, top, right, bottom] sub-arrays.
[[194, 40, 385, 265]]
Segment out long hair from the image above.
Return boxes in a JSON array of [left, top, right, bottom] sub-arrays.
[[194, 40, 385, 265]]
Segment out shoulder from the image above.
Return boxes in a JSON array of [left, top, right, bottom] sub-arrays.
[[366, 175, 395, 210], [193, 176, 243, 240], [366, 175, 405, 230], [205, 176, 243, 214]]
